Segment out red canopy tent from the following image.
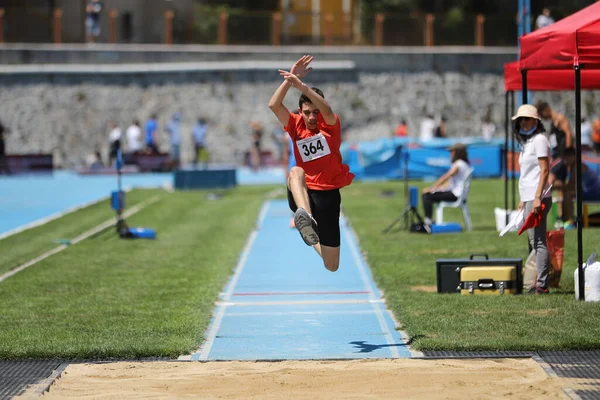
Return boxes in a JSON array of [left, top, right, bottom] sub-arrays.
[[517, 1, 600, 299], [520, 1, 600, 71], [504, 61, 600, 91]]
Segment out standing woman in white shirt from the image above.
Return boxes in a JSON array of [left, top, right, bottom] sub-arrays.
[[513, 104, 552, 294]]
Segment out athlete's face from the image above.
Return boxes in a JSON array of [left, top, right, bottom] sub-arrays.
[[299, 103, 319, 129]]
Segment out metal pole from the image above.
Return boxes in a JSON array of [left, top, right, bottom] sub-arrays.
[[575, 65, 585, 300], [521, 69, 528, 104], [511, 91, 516, 211], [505, 91, 509, 223]]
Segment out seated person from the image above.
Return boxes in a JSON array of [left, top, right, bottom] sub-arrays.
[[549, 146, 600, 228], [422, 143, 471, 226]]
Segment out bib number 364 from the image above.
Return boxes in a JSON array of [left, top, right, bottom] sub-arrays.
[[302, 140, 324, 156], [296, 133, 331, 162]]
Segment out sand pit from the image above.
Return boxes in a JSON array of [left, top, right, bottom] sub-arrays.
[[41, 358, 568, 399]]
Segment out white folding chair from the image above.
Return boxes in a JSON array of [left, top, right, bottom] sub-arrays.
[[435, 168, 474, 231]]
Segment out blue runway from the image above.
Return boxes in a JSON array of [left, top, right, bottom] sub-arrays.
[[185, 200, 413, 361], [0, 167, 285, 237]]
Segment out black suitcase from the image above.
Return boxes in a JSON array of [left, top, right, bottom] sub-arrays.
[[436, 254, 523, 294]]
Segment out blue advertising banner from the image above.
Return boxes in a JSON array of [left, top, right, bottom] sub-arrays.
[[341, 138, 502, 180]]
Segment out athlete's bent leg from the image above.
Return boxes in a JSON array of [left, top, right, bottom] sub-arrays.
[[288, 166, 311, 213], [319, 245, 340, 272]]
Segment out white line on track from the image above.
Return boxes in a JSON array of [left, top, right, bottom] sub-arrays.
[[342, 218, 402, 358], [195, 202, 271, 361], [226, 310, 375, 317], [0, 196, 160, 284], [215, 299, 384, 307]]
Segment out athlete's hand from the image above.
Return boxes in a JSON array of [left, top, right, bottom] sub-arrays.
[[290, 55, 314, 79], [279, 70, 304, 90]]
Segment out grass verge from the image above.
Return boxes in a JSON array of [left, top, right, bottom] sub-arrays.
[[342, 179, 600, 351], [0, 186, 273, 359]]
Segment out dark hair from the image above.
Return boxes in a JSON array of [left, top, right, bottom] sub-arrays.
[[299, 87, 325, 109], [451, 147, 469, 165], [513, 118, 546, 144], [536, 100, 549, 114]]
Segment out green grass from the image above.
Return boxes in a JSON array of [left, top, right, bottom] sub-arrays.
[[2, 179, 600, 359], [342, 179, 600, 351], [0, 186, 273, 359]]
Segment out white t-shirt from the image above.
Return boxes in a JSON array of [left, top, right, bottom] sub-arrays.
[[447, 159, 471, 198], [581, 120, 592, 146], [482, 122, 496, 142], [109, 127, 121, 142], [126, 124, 143, 152], [519, 134, 551, 202], [536, 14, 554, 29], [419, 118, 436, 142]]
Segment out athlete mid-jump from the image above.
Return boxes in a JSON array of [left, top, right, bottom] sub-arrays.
[[268, 55, 354, 272]]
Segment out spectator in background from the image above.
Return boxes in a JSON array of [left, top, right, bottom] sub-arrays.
[[536, 8, 554, 30], [271, 125, 287, 163], [145, 114, 159, 154], [0, 121, 10, 175], [125, 119, 143, 154], [434, 116, 447, 138], [581, 117, 593, 151], [108, 121, 121, 167], [421, 143, 471, 227], [394, 120, 408, 137], [86, 150, 104, 170], [593, 119, 600, 154], [192, 117, 208, 168], [549, 147, 600, 229], [419, 115, 436, 142], [165, 112, 182, 169], [536, 101, 573, 160], [482, 117, 496, 142], [249, 120, 264, 171], [85, 0, 104, 43]]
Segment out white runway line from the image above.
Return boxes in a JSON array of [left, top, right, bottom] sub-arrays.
[[0, 196, 160, 284], [215, 299, 384, 307], [342, 218, 402, 358]]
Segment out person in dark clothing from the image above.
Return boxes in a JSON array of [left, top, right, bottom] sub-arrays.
[[536, 101, 573, 159], [549, 147, 600, 228], [434, 116, 447, 138], [85, 0, 104, 43], [0, 122, 10, 175]]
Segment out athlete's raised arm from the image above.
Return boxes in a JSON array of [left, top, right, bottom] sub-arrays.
[[269, 55, 315, 127]]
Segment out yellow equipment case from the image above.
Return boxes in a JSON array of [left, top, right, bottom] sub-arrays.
[[460, 266, 518, 295], [436, 254, 523, 294]]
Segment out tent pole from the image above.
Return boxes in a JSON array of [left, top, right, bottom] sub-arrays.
[[575, 64, 585, 301], [521, 69, 528, 103], [511, 91, 516, 211], [504, 91, 510, 223]]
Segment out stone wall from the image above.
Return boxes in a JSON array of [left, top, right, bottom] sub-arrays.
[[1, 71, 598, 168]]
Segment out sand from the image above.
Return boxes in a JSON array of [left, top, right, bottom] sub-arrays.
[[40, 358, 568, 399]]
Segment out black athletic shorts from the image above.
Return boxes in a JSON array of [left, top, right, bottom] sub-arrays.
[[287, 187, 341, 247]]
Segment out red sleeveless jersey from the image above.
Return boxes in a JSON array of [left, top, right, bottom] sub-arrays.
[[284, 112, 354, 191]]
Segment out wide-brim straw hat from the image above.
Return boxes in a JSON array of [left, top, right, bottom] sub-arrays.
[[447, 143, 467, 151], [512, 104, 541, 121]]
